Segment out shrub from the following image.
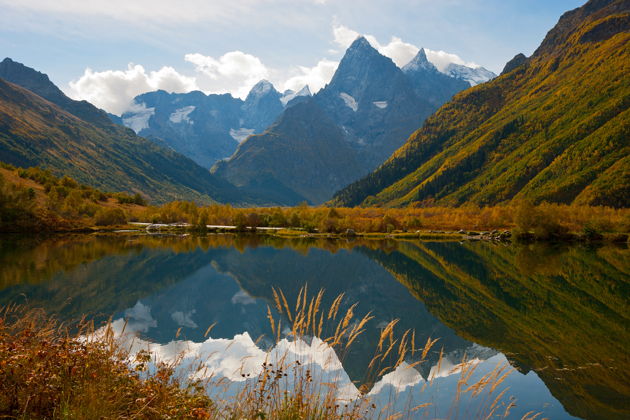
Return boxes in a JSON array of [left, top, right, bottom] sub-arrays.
[[94, 208, 126, 226]]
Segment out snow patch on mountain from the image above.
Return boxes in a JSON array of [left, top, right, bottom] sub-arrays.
[[122, 102, 155, 134], [339, 92, 358, 111], [373, 101, 388, 109], [169, 106, 195, 124], [230, 128, 255, 142]]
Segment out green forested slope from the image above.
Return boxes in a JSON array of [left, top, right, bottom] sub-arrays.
[[332, 0, 630, 208]]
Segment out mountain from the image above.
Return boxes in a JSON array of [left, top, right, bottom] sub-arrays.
[[212, 100, 362, 204], [241, 80, 284, 132], [314, 37, 435, 169], [402, 48, 471, 107], [444, 63, 496, 86], [121, 90, 242, 169], [0, 59, 254, 204], [280, 86, 312, 106], [119, 80, 311, 168], [214, 37, 473, 204], [332, 0, 630, 208]]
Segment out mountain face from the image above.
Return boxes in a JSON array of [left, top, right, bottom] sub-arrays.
[[0, 60, 256, 204], [332, 0, 630, 208], [213, 37, 474, 204], [314, 37, 435, 169], [212, 100, 362, 205], [119, 80, 311, 168]]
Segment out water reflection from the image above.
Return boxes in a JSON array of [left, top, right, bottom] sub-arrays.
[[0, 234, 627, 419]]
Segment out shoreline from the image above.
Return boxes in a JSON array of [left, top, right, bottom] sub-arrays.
[[2, 223, 627, 244]]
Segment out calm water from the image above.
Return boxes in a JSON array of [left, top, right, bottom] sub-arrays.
[[0, 234, 628, 419]]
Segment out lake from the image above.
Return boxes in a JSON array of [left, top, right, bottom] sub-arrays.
[[0, 234, 627, 419]]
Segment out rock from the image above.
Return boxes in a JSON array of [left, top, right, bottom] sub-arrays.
[[346, 228, 356, 237]]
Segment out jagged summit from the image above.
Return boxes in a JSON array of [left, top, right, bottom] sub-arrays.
[[246, 80, 276, 98], [296, 85, 312, 96], [280, 85, 312, 106], [402, 48, 436, 73], [349, 35, 372, 50]]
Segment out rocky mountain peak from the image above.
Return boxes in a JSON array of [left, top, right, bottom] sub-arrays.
[[246, 80, 277, 99], [402, 48, 436, 73]]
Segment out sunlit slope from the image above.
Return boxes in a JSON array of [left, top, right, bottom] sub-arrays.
[[333, 0, 630, 208]]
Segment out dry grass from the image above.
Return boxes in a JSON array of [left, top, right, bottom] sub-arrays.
[[0, 287, 538, 419], [0, 303, 212, 419]]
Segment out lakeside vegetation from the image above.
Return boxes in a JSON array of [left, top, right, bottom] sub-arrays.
[[0, 164, 628, 241], [0, 163, 145, 232]]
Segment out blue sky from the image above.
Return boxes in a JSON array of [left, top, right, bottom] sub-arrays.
[[0, 0, 585, 114]]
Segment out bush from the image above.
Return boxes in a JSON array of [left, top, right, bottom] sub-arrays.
[[94, 208, 126, 226]]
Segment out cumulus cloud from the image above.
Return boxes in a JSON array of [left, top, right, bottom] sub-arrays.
[[283, 59, 339, 94], [332, 23, 479, 70], [68, 64, 198, 115], [185, 51, 269, 99]]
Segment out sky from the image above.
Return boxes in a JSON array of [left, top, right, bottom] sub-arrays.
[[0, 0, 585, 115]]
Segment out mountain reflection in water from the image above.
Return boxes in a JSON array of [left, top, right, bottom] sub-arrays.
[[0, 234, 627, 419]]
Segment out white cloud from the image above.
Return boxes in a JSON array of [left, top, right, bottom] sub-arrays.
[[331, 23, 479, 70], [185, 51, 269, 99], [424, 49, 480, 72], [68, 64, 198, 115], [376, 37, 419, 68], [332, 24, 360, 50], [283, 59, 338, 94]]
